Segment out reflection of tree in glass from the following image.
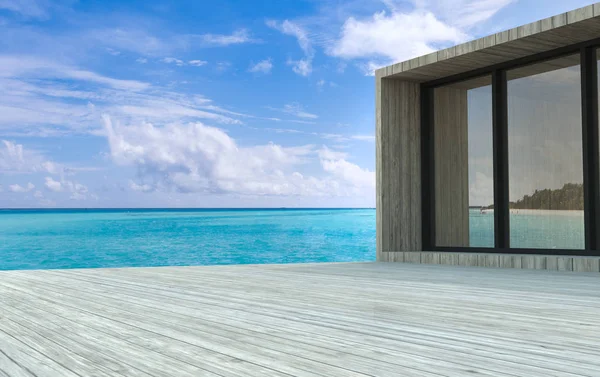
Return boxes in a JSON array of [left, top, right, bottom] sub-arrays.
[[485, 183, 584, 210]]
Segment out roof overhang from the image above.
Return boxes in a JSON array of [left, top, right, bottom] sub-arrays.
[[376, 3, 600, 83]]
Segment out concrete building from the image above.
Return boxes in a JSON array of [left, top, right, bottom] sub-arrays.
[[376, 3, 600, 272]]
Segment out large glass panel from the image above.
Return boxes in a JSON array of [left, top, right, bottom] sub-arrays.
[[434, 76, 494, 247], [507, 55, 584, 249]]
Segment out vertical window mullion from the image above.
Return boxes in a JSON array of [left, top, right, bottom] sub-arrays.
[[492, 70, 510, 249], [421, 86, 435, 250], [581, 47, 599, 251]]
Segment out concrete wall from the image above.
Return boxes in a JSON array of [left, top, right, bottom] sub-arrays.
[[380, 251, 600, 273], [375, 76, 470, 256], [434, 86, 470, 247], [376, 76, 421, 259]]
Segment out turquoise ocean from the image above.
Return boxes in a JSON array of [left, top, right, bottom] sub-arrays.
[[0, 208, 585, 271], [0, 209, 376, 271]]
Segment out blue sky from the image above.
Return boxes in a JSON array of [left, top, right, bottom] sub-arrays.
[[0, 0, 594, 208]]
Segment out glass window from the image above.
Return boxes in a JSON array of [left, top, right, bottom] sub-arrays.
[[507, 54, 584, 249], [434, 76, 494, 247]]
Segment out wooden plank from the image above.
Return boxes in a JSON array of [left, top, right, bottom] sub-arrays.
[[573, 257, 600, 272], [1, 263, 600, 377], [459, 253, 478, 267], [0, 346, 36, 377], [558, 257, 574, 271], [440, 253, 460, 265], [0, 317, 151, 377], [1, 278, 499, 377], [546, 256, 559, 271], [403, 252, 421, 263], [1, 295, 334, 377], [0, 274, 592, 376], [0, 328, 81, 377], [521, 255, 536, 269]]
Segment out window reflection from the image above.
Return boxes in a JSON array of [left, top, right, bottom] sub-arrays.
[[507, 55, 584, 249], [434, 76, 494, 247]]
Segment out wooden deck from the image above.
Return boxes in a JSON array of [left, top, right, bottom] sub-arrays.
[[1, 262, 599, 377]]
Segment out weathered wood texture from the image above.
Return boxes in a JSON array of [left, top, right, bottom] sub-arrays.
[[376, 3, 600, 82], [384, 251, 600, 273], [376, 78, 421, 257], [434, 86, 469, 247], [1, 262, 599, 377]]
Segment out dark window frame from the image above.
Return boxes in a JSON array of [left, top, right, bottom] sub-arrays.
[[420, 38, 600, 256]]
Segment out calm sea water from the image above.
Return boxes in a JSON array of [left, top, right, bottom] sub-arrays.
[[0, 209, 376, 271], [469, 209, 584, 249], [0, 208, 585, 271]]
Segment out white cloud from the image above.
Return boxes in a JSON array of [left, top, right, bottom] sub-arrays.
[[103, 115, 374, 198], [329, 10, 466, 68], [33, 190, 43, 198], [89, 28, 170, 56], [9, 182, 35, 193], [320, 133, 348, 142], [0, 56, 149, 91], [357, 61, 390, 76], [0, 68, 242, 136], [115, 101, 241, 125], [0, 0, 52, 19], [69, 182, 89, 200], [249, 59, 273, 74], [129, 180, 154, 192], [0, 140, 64, 174], [215, 61, 231, 72], [106, 48, 121, 56], [282, 103, 318, 119], [44, 176, 63, 191], [88, 28, 257, 58], [327, 0, 513, 75], [136, 57, 148, 64], [351, 135, 375, 142], [268, 103, 318, 120], [316, 79, 337, 89], [162, 57, 185, 66], [0, 140, 98, 181], [195, 29, 256, 46], [289, 59, 312, 76], [44, 176, 90, 200], [319, 147, 375, 189], [189, 60, 207, 67], [267, 20, 314, 76], [470, 171, 494, 206], [415, 0, 515, 29]]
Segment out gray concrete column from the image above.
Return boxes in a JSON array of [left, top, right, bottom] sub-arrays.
[[376, 75, 422, 259], [434, 86, 470, 247]]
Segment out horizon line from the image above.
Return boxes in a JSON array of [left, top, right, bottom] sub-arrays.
[[0, 207, 376, 210]]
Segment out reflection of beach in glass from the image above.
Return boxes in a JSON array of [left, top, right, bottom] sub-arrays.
[[506, 54, 583, 249]]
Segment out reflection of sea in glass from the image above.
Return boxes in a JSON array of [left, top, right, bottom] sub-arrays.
[[469, 209, 494, 247], [507, 55, 584, 249], [469, 209, 584, 249]]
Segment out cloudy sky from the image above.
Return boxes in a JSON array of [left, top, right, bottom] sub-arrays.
[[0, 0, 593, 208]]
